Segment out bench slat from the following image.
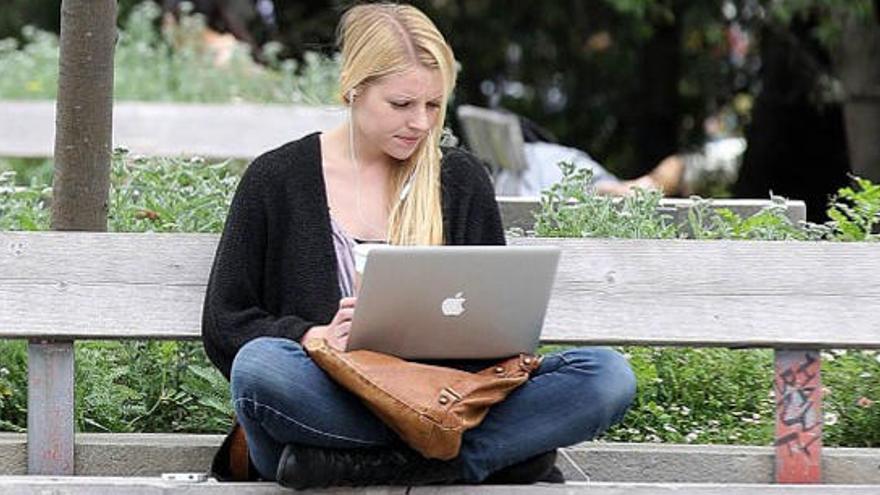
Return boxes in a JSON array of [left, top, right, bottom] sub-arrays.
[[0, 101, 345, 159], [1, 478, 879, 494], [2, 232, 879, 348]]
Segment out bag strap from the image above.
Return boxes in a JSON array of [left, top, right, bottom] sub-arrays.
[[228, 419, 251, 481]]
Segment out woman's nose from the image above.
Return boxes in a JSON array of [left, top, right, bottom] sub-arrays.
[[408, 106, 431, 131]]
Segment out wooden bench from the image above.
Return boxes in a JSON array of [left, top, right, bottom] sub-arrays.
[[1, 227, 879, 490], [0, 100, 346, 159], [456, 105, 529, 174]]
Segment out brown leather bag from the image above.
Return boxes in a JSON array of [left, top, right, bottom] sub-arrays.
[[305, 338, 542, 460]]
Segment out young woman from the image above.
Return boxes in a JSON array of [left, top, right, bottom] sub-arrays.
[[202, 2, 636, 489]]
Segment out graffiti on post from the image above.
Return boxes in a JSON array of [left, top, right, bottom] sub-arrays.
[[774, 349, 822, 483]]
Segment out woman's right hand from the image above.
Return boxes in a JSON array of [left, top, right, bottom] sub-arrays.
[[301, 297, 357, 351]]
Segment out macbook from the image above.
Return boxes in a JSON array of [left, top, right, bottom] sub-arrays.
[[346, 245, 560, 359]]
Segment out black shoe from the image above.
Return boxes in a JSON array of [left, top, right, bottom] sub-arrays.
[[276, 444, 463, 490], [482, 449, 564, 484]]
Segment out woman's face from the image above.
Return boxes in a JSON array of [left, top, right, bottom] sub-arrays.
[[352, 65, 445, 162]]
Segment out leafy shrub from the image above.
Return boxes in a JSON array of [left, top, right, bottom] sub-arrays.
[[534, 162, 677, 239], [0, 2, 340, 104], [533, 160, 879, 242]]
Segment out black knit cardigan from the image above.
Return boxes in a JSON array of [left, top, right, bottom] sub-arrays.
[[201, 133, 506, 379]]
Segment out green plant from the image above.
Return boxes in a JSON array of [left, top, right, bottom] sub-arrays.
[[825, 177, 880, 242], [605, 347, 775, 445], [109, 150, 242, 233], [74, 341, 232, 433], [0, 1, 340, 104], [822, 350, 880, 447], [0, 169, 51, 230], [533, 160, 880, 242], [533, 161, 678, 239], [0, 341, 27, 432], [685, 195, 826, 241]]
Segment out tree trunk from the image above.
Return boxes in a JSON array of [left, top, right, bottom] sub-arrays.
[[51, 0, 116, 231], [832, 7, 880, 183]]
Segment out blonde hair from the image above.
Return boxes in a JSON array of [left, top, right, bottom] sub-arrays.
[[336, 2, 456, 246]]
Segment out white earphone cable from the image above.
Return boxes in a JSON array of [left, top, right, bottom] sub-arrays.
[[348, 95, 391, 241]]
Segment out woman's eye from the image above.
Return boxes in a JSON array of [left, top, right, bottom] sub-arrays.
[[390, 101, 410, 108], [427, 102, 441, 109]]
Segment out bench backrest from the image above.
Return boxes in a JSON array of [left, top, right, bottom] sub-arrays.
[[2, 231, 877, 349], [456, 104, 529, 173]]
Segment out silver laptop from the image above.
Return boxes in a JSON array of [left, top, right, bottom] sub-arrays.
[[346, 245, 561, 359]]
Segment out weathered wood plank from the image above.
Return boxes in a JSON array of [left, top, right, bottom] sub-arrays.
[[518, 237, 880, 348], [0, 478, 879, 495], [1, 232, 878, 347], [0, 101, 345, 159], [456, 105, 528, 173], [26, 340, 74, 475]]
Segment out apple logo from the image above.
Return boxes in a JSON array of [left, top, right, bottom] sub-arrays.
[[441, 292, 466, 317]]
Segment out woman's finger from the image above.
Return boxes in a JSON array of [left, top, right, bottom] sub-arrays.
[[338, 297, 357, 309], [335, 307, 355, 322]]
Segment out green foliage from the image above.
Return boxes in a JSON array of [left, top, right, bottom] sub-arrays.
[[74, 341, 231, 433], [825, 177, 880, 242], [601, 347, 880, 447], [685, 195, 825, 241], [0, 341, 27, 433], [0, 169, 51, 231], [533, 161, 880, 242], [0, 2, 340, 103], [533, 161, 678, 239], [109, 150, 241, 233], [822, 350, 880, 447], [605, 347, 775, 445]]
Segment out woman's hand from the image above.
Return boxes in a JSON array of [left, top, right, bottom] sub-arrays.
[[301, 297, 357, 351]]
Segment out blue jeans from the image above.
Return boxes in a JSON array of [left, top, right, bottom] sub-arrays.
[[230, 337, 636, 482]]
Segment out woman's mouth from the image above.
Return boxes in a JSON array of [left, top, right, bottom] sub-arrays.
[[395, 135, 421, 146]]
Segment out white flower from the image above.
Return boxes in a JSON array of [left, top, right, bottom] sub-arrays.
[[824, 412, 839, 426]]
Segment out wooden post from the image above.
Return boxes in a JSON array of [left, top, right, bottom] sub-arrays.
[[40, 0, 117, 475], [27, 340, 75, 475], [774, 349, 822, 483]]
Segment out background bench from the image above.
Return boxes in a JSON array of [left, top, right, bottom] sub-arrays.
[[0, 100, 345, 159], [1, 230, 878, 490]]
